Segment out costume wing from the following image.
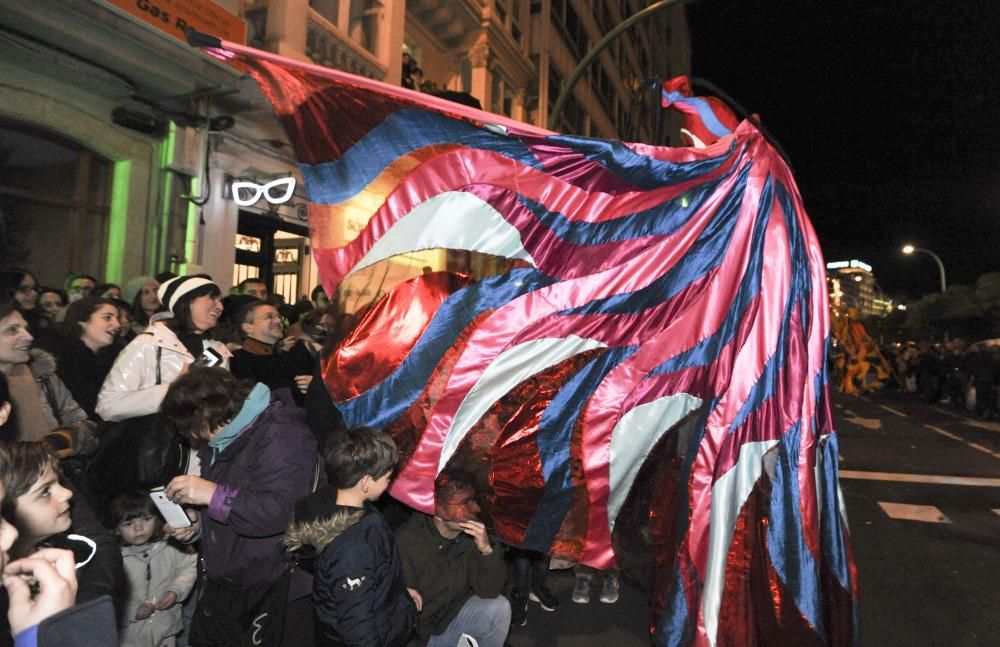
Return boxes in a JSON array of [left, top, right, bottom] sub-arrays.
[[208, 41, 858, 646]]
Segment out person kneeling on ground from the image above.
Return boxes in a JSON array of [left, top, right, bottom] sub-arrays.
[[395, 470, 510, 647]]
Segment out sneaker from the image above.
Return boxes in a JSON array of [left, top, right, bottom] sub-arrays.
[[571, 575, 592, 604], [528, 585, 559, 611], [510, 594, 528, 627], [599, 574, 620, 604]]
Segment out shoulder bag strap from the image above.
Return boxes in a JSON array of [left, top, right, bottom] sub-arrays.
[[40, 377, 63, 426]]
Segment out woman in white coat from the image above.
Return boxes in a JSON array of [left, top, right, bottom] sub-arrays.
[[96, 275, 231, 422]]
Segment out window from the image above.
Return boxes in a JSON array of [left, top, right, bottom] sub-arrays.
[[308, 0, 381, 56], [491, 72, 515, 117], [349, 0, 382, 54], [0, 121, 112, 285]]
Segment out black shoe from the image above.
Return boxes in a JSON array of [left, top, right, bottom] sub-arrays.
[[510, 594, 528, 627], [528, 585, 559, 611]]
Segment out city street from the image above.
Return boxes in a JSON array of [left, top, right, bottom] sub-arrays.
[[508, 389, 1000, 646], [836, 390, 1000, 647]]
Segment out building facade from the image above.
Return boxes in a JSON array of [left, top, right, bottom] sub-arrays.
[[827, 259, 894, 319], [1, 0, 690, 310]]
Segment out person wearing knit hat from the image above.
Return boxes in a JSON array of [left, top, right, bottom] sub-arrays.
[[124, 275, 161, 334], [96, 274, 231, 422], [157, 275, 220, 321]]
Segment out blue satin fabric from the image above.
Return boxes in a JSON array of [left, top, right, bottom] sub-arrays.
[[334, 268, 557, 428]]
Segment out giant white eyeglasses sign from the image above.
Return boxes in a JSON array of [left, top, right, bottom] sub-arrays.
[[232, 177, 296, 206]]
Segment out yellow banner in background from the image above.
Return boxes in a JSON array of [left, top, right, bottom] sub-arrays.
[[107, 0, 246, 44]]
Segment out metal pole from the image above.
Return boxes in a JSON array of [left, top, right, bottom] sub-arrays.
[[547, 0, 699, 132], [916, 248, 947, 293]]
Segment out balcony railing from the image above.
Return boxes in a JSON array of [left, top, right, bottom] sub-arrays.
[[306, 10, 386, 80]]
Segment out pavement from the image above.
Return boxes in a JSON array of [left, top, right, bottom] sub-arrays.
[[506, 569, 649, 647], [833, 390, 1000, 647]]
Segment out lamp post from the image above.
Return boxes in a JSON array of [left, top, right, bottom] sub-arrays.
[[901, 244, 947, 293], [547, 0, 697, 131]]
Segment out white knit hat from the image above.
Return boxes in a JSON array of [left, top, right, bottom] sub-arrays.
[[157, 275, 219, 315]]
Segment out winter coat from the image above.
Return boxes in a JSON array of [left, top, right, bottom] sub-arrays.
[[1, 490, 125, 645], [285, 491, 416, 647], [1, 349, 94, 446], [119, 539, 197, 647], [230, 338, 316, 407], [50, 488, 126, 610], [96, 320, 231, 422], [394, 513, 507, 640], [11, 596, 118, 647], [36, 331, 122, 420], [198, 388, 318, 589]]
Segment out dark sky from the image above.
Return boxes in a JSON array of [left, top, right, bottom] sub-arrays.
[[686, 0, 1000, 299]]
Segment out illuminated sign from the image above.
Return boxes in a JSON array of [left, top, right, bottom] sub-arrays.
[[232, 178, 296, 206], [826, 259, 872, 272], [235, 234, 261, 252], [107, 0, 246, 44]]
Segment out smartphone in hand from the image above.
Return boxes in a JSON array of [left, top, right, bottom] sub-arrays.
[[192, 347, 223, 368], [149, 487, 192, 528]]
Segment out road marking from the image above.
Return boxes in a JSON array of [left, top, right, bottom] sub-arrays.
[[932, 406, 965, 419], [932, 406, 1000, 432], [877, 502, 951, 523], [924, 425, 1000, 460], [842, 413, 882, 430], [841, 470, 1000, 487], [878, 404, 908, 418], [962, 419, 1000, 434], [994, 509, 1000, 517]]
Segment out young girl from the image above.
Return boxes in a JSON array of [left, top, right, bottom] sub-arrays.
[[111, 491, 197, 647]]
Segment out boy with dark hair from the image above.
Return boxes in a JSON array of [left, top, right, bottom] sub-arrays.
[[285, 427, 419, 647]]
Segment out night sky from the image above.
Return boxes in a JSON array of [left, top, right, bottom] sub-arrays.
[[686, 0, 1000, 299]]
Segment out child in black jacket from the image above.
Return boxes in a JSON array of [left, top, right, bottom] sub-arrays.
[[285, 427, 419, 647]]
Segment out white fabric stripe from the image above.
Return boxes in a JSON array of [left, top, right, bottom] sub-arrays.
[[607, 393, 702, 531], [438, 335, 608, 472], [354, 191, 536, 274], [702, 439, 780, 647]]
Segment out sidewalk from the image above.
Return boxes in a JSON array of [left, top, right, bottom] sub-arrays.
[[506, 569, 650, 647]]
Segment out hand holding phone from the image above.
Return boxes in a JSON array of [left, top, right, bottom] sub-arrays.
[[149, 487, 192, 528], [192, 347, 223, 368]]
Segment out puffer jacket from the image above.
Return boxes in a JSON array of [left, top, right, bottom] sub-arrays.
[[119, 540, 197, 647], [96, 320, 231, 422], [285, 491, 416, 647]]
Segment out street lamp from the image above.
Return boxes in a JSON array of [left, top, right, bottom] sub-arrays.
[[901, 244, 947, 293]]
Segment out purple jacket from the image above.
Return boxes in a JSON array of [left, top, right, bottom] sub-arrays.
[[199, 388, 318, 588]]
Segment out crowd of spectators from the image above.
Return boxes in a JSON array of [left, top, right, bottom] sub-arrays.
[[884, 338, 1000, 419], [1, 265, 600, 647]]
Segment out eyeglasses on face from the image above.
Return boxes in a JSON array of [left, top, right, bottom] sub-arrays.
[[17, 285, 40, 293]]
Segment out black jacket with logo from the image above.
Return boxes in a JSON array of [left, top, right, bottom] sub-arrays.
[[286, 491, 416, 647]]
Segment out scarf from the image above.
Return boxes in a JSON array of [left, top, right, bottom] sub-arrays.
[[208, 382, 270, 464]]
